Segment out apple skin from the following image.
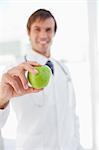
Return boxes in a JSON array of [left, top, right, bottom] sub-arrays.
[[27, 65, 51, 89]]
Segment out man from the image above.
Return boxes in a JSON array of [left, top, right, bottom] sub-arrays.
[[0, 9, 84, 150]]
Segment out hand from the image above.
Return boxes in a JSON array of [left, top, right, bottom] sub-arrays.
[[0, 61, 43, 102]]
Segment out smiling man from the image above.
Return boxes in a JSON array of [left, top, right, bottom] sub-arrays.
[[28, 17, 55, 57], [0, 9, 84, 150]]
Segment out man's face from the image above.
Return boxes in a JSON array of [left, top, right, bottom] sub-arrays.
[[28, 17, 55, 57]]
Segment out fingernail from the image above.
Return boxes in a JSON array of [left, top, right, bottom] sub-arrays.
[[32, 70, 38, 74]]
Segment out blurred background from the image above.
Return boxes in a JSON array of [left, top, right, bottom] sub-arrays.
[[0, 0, 98, 150]]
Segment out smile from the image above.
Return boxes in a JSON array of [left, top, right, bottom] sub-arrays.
[[38, 41, 48, 44]]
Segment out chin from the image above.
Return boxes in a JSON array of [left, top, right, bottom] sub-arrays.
[[33, 46, 50, 56]]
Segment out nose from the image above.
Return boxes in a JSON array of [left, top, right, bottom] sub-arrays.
[[39, 30, 47, 39]]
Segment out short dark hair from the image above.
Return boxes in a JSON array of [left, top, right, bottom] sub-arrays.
[[27, 9, 57, 33]]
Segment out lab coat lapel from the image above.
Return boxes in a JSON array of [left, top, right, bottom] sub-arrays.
[[53, 61, 75, 148]]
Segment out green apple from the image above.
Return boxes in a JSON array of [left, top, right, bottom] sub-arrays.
[[27, 65, 51, 89]]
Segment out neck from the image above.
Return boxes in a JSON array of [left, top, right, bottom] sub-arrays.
[[32, 49, 51, 58]]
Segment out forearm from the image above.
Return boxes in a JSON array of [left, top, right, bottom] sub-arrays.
[[0, 101, 10, 128], [0, 86, 10, 127], [0, 82, 10, 109]]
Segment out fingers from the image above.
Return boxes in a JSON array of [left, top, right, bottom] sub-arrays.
[[8, 61, 40, 75], [25, 87, 44, 94], [1, 72, 44, 99], [2, 73, 22, 95], [7, 61, 41, 89], [7, 70, 28, 90], [17, 72, 28, 89], [19, 61, 39, 74]]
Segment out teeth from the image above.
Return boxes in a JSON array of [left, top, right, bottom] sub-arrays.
[[39, 41, 47, 44]]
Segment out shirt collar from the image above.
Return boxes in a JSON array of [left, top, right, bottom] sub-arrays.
[[25, 50, 49, 65]]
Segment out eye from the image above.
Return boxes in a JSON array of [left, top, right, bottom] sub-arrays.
[[34, 28, 40, 32], [46, 28, 52, 32]]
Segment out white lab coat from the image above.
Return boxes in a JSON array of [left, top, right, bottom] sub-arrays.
[[0, 51, 84, 150]]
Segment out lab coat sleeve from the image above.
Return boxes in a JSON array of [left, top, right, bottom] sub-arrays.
[[0, 104, 10, 128], [0, 65, 10, 129]]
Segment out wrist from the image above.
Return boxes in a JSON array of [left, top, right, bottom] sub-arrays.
[[0, 98, 9, 109]]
